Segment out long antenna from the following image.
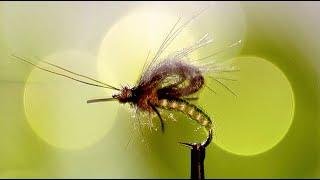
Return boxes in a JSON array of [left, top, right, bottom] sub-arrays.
[[12, 54, 120, 90], [34, 56, 120, 90]]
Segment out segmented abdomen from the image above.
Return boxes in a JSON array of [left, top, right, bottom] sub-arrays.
[[157, 99, 213, 131]]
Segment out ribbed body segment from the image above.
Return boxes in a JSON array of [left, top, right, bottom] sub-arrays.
[[157, 99, 213, 131]]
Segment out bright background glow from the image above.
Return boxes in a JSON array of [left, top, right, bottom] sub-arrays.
[[0, 1, 319, 178], [24, 50, 119, 150], [200, 56, 294, 156]]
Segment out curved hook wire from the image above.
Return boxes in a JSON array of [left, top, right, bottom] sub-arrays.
[[179, 128, 213, 148]]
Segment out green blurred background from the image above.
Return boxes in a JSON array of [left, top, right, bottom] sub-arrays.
[[0, 1, 319, 178]]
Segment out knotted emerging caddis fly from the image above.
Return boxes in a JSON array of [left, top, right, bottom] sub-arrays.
[[12, 9, 241, 147]]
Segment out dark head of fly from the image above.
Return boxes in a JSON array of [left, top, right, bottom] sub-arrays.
[[112, 86, 133, 103]]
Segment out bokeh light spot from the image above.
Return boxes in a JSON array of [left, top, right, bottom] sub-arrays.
[[200, 56, 295, 156], [24, 50, 118, 150]]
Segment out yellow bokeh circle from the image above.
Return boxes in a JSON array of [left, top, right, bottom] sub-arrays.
[[200, 56, 295, 156], [24, 50, 119, 150]]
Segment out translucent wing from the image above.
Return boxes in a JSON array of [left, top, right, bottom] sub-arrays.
[[137, 8, 208, 85], [138, 33, 214, 87], [168, 33, 213, 60], [138, 32, 241, 97]]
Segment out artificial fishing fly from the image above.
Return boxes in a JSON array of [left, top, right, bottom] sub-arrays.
[[12, 8, 241, 146]]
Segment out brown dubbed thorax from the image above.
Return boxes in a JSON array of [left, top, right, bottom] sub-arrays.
[[114, 59, 205, 112]]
